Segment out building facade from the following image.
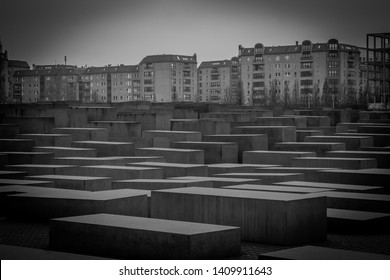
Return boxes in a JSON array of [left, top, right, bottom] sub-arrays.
[[197, 57, 240, 104], [238, 39, 361, 107], [139, 54, 197, 102]]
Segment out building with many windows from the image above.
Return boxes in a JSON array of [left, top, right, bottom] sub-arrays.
[[197, 57, 240, 104], [238, 39, 361, 107], [139, 54, 197, 102]]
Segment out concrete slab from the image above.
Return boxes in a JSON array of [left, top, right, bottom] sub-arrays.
[[5, 189, 149, 220], [0, 179, 54, 187], [112, 178, 214, 190], [273, 142, 346, 156], [89, 121, 141, 142], [127, 161, 207, 177], [233, 126, 296, 149], [135, 147, 204, 164], [72, 141, 135, 157], [254, 116, 307, 128], [212, 172, 305, 184], [69, 165, 164, 180], [16, 134, 72, 147], [2, 152, 54, 164], [275, 181, 384, 194], [0, 153, 7, 167], [325, 150, 390, 168], [312, 169, 390, 191], [50, 214, 241, 259], [0, 170, 28, 179], [52, 156, 128, 166], [5, 164, 77, 176], [291, 157, 377, 169], [27, 174, 112, 191], [258, 245, 390, 260], [336, 132, 390, 147], [170, 118, 230, 135], [207, 163, 260, 176], [243, 151, 315, 166], [223, 184, 333, 194], [141, 130, 202, 147], [1, 116, 55, 134], [0, 139, 35, 152], [327, 208, 390, 233], [296, 130, 324, 142], [203, 134, 268, 163], [33, 146, 97, 157], [357, 125, 390, 134], [53, 127, 109, 141], [151, 187, 327, 244], [117, 111, 173, 131], [0, 124, 19, 138], [298, 126, 338, 136], [254, 167, 335, 181], [304, 135, 374, 150], [171, 141, 238, 164], [168, 176, 262, 188], [0, 244, 108, 260]]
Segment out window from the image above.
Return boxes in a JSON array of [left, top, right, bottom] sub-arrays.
[[329, 70, 338, 77], [329, 61, 339, 68]]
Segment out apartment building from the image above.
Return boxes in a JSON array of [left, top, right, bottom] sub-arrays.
[[197, 58, 240, 104], [238, 39, 361, 107], [139, 54, 197, 102]]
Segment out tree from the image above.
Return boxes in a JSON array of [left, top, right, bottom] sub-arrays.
[[283, 82, 291, 108]]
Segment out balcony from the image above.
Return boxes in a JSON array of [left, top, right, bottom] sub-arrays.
[[301, 55, 313, 61]]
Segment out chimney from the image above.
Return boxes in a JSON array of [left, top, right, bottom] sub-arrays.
[[64, 56, 67, 65], [296, 41, 299, 46]]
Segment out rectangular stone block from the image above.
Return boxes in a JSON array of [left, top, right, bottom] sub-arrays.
[[325, 151, 390, 168], [203, 134, 268, 163], [1, 116, 55, 134], [207, 163, 259, 176], [3, 152, 54, 164], [304, 135, 374, 150], [0, 170, 27, 179], [259, 245, 390, 260], [291, 157, 377, 169], [212, 172, 305, 184], [33, 146, 97, 157], [27, 175, 112, 191], [53, 127, 109, 141], [50, 214, 241, 259], [170, 118, 230, 135], [254, 167, 335, 181], [357, 125, 390, 134], [296, 130, 324, 142], [52, 156, 127, 166], [0, 139, 35, 152], [171, 141, 238, 164], [127, 162, 207, 177], [223, 184, 333, 194], [254, 116, 307, 128], [336, 132, 390, 147], [243, 151, 315, 166], [168, 176, 262, 188], [151, 187, 327, 245], [89, 121, 141, 141], [141, 130, 202, 147], [112, 178, 213, 190], [72, 141, 135, 157], [69, 165, 163, 180], [16, 134, 72, 147], [233, 126, 296, 149], [273, 142, 346, 156], [5, 189, 148, 220], [117, 111, 172, 131], [276, 181, 384, 194], [0, 124, 20, 138], [135, 147, 204, 164], [5, 164, 77, 176], [0, 179, 54, 187]]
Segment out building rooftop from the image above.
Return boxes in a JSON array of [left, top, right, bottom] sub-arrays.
[[198, 60, 232, 69], [8, 60, 30, 69], [140, 54, 197, 64]]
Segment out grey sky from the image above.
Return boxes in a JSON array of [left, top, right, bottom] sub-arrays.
[[0, 0, 388, 67]]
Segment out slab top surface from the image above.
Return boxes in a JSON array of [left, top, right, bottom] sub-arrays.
[[153, 186, 314, 201], [276, 181, 382, 191], [28, 175, 111, 180], [130, 162, 205, 168], [138, 147, 203, 152], [327, 208, 390, 220], [224, 184, 333, 193], [83, 165, 161, 171], [53, 213, 239, 235], [73, 141, 133, 145], [169, 176, 260, 182]]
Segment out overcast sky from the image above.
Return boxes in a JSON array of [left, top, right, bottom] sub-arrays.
[[0, 0, 388, 67]]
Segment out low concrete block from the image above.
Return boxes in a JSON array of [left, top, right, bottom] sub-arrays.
[[33, 146, 97, 157], [291, 157, 377, 169], [135, 147, 204, 164], [141, 130, 201, 147], [112, 179, 213, 190], [0, 124, 20, 138], [203, 134, 268, 163], [0, 170, 28, 179], [16, 134, 72, 147], [336, 132, 390, 147], [296, 130, 324, 142], [254, 116, 307, 128], [304, 135, 374, 150], [212, 172, 305, 184], [171, 141, 238, 164], [5, 164, 77, 176], [2, 116, 55, 134], [171, 118, 230, 135], [3, 152, 54, 165], [168, 176, 262, 188], [89, 121, 141, 142], [72, 141, 135, 157], [275, 181, 384, 194], [259, 245, 390, 260], [254, 167, 335, 181], [151, 187, 327, 245], [52, 157, 127, 166], [357, 126, 390, 135], [5, 189, 149, 220], [223, 184, 333, 194], [27, 175, 112, 191], [127, 162, 207, 177], [243, 151, 315, 166], [207, 163, 259, 176], [233, 126, 296, 149], [0, 179, 54, 187], [53, 127, 109, 141], [50, 214, 241, 259], [325, 151, 390, 168], [273, 142, 346, 156]]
